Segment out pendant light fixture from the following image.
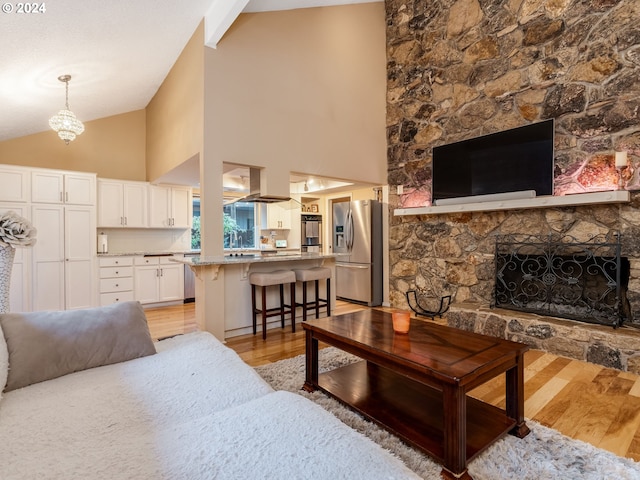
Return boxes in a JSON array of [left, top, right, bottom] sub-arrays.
[[49, 74, 84, 144]]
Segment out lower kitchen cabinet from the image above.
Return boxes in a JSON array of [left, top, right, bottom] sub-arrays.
[[64, 206, 97, 310], [31, 204, 96, 311], [134, 255, 184, 304], [98, 256, 134, 306]]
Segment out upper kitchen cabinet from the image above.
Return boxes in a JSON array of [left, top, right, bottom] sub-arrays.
[[97, 179, 148, 228], [148, 185, 192, 229], [0, 165, 30, 202], [260, 203, 292, 230], [31, 170, 96, 205]]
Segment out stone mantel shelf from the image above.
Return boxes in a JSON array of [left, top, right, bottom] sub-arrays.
[[393, 190, 631, 216]]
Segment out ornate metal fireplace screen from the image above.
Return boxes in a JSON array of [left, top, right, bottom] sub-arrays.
[[494, 233, 630, 328]]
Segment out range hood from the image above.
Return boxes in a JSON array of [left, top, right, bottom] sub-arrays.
[[240, 167, 291, 203]]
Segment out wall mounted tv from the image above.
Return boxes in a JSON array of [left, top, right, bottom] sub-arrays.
[[432, 119, 554, 205]]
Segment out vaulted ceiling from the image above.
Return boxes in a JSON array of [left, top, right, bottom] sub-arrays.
[[0, 0, 379, 142]]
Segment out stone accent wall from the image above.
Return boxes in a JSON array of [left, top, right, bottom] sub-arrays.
[[387, 0, 640, 200], [386, 1, 640, 328], [448, 303, 640, 373]]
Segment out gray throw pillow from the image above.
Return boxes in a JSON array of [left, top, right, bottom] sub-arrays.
[[0, 301, 156, 392]]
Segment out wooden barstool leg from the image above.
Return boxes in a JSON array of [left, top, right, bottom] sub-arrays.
[[302, 280, 308, 322], [290, 282, 296, 333], [251, 284, 257, 335], [261, 285, 268, 340], [327, 278, 331, 316], [279, 284, 285, 328], [314, 279, 320, 319]]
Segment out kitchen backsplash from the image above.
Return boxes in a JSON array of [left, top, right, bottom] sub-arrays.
[[98, 228, 192, 254]]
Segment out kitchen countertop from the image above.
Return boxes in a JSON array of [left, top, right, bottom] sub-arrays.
[[97, 250, 198, 257], [96, 249, 303, 258], [172, 252, 339, 266]]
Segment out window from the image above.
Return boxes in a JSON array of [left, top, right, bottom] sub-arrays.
[[190, 197, 257, 250], [223, 202, 256, 249], [191, 196, 200, 250]]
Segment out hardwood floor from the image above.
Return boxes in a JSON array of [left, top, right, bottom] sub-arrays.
[[145, 302, 199, 341], [144, 301, 640, 461]]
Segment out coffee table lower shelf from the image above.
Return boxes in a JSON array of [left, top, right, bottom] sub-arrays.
[[316, 360, 515, 464]]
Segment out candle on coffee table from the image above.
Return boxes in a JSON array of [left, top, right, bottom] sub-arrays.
[[392, 311, 411, 334]]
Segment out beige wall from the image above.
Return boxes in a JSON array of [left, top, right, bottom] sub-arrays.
[[0, 110, 146, 180], [351, 186, 379, 201], [146, 21, 204, 183], [204, 4, 387, 190]]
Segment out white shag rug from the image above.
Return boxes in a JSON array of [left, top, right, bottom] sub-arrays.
[[255, 347, 640, 480]]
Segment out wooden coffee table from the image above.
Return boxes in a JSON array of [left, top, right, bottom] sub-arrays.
[[302, 309, 530, 480]]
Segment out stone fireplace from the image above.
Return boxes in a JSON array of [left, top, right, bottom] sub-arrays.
[[384, 1, 640, 372], [388, 205, 640, 373]]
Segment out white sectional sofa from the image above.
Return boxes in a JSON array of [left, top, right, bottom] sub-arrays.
[[0, 302, 419, 479]]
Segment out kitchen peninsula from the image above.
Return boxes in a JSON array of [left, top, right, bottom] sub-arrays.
[[173, 252, 339, 341]]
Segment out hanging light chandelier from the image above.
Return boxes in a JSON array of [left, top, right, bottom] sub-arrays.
[[49, 74, 84, 144]]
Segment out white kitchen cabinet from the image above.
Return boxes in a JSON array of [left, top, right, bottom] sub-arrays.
[[64, 206, 97, 310], [260, 203, 292, 230], [31, 204, 96, 311], [133, 255, 184, 304], [0, 166, 29, 203], [133, 265, 160, 304], [0, 165, 97, 313], [0, 204, 31, 312], [98, 256, 134, 306], [97, 181, 122, 227], [31, 170, 96, 205], [170, 187, 191, 228], [148, 185, 191, 228], [97, 179, 148, 228], [158, 262, 184, 301], [31, 205, 64, 311]]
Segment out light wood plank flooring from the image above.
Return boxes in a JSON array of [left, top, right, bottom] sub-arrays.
[[144, 301, 640, 461]]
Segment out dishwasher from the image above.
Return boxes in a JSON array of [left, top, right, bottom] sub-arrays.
[[184, 252, 199, 303]]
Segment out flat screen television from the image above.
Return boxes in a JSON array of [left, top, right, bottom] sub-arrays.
[[432, 119, 554, 204]]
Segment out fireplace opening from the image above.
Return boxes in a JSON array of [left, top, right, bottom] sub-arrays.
[[493, 233, 631, 328]]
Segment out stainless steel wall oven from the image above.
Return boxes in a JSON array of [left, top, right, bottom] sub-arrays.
[[301, 214, 322, 253]]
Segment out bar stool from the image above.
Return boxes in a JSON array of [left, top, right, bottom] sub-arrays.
[[293, 267, 331, 321], [250, 270, 296, 340]]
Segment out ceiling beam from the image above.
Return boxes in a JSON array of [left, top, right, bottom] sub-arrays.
[[204, 0, 250, 48]]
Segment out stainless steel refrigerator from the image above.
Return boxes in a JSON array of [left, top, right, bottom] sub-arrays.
[[332, 199, 382, 306]]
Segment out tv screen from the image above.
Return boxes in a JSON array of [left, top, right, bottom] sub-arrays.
[[432, 119, 554, 203]]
